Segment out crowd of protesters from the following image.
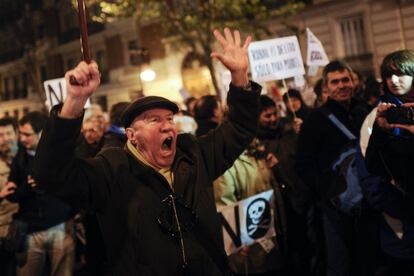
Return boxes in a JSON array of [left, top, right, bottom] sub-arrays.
[[0, 26, 413, 276]]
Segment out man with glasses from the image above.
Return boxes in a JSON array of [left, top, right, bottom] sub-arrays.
[[8, 111, 75, 276], [34, 28, 260, 275]]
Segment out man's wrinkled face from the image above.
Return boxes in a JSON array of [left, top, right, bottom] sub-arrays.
[[259, 106, 278, 130], [19, 123, 40, 151], [386, 72, 413, 96], [82, 120, 104, 145], [0, 125, 17, 154], [126, 108, 177, 169], [325, 70, 354, 103]]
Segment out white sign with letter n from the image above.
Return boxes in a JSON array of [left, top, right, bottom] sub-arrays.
[[44, 78, 90, 111], [218, 189, 276, 255], [248, 36, 305, 83]]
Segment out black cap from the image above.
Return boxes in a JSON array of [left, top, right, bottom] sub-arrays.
[[121, 96, 179, 127]]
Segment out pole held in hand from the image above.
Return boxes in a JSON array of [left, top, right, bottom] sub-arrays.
[[69, 0, 91, 85]]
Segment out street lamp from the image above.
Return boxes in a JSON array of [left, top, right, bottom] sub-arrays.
[[140, 68, 156, 82]]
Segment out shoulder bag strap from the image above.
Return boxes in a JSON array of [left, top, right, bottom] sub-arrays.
[[326, 113, 357, 141]]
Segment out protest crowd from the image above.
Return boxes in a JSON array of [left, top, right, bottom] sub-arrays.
[[0, 27, 413, 276]]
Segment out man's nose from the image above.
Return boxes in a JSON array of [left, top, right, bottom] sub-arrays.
[[160, 120, 174, 131], [337, 80, 346, 89]]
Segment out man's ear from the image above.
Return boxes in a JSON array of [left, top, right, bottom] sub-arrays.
[[125, 128, 136, 145]]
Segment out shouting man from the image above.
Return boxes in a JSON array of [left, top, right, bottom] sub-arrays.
[[34, 28, 260, 275]]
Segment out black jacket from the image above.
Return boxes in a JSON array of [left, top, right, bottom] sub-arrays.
[[34, 83, 261, 276], [295, 99, 362, 201], [364, 92, 414, 259]]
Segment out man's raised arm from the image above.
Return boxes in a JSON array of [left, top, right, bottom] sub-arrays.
[[61, 61, 101, 118]]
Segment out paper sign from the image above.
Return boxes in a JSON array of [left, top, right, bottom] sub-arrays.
[[218, 190, 276, 255], [248, 36, 305, 82], [43, 78, 90, 111], [306, 28, 329, 67]]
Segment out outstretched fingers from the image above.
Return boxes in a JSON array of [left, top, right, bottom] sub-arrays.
[[213, 29, 228, 48], [234, 30, 241, 47], [242, 35, 252, 50], [224, 27, 234, 45]]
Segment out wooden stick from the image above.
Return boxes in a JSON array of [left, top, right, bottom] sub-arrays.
[[77, 0, 90, 63], [69, 0, 91, 85]]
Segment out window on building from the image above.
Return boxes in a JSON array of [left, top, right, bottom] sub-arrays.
[[96, 50, 108, 83], [128, 40, 149, 65], [3, 77, 9, 101], [12, 75, 18, 99], [96, 50, 106, 70], [339, 15, 367, 57], [22, 72, 28, 98]]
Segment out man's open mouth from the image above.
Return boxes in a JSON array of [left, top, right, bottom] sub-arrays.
[[162, 137, 173, 151]]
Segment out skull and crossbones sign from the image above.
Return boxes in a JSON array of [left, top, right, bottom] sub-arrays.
[[246, 199, 270, 237]]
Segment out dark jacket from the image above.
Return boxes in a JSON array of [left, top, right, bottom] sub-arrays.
[[295, 99, 362, 201], [8, 148, 73, 233], [75, 135, 104, 159], [102, 125, 127, 149], [364, 92, 414, 260], [257, 119, 309, 212], [195, 120, 219, 137], [34, 83, 261, 276]]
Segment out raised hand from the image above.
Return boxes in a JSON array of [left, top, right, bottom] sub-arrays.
[[211, 28, 252, 87], [61, 61, 100, 118]]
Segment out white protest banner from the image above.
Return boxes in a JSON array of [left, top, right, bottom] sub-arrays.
[[44, 78, 90, 111], [248, 36, 305, 83], [218, 189, 276, 255], [306, 28, 329, 67]]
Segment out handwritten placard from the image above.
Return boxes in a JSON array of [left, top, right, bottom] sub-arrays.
[[248, 36, 305, 82]]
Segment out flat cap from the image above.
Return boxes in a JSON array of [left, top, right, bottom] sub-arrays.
[[121, 96, 179, 127]]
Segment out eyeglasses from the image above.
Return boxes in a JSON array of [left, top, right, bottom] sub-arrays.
[[158, 195, 197, 268]]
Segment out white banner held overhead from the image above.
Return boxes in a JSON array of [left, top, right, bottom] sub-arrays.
[[43, 78, 90, 111], [248, 36, 305, 83], [306, 28, 329, 67], [218, 189, 276, 255]]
